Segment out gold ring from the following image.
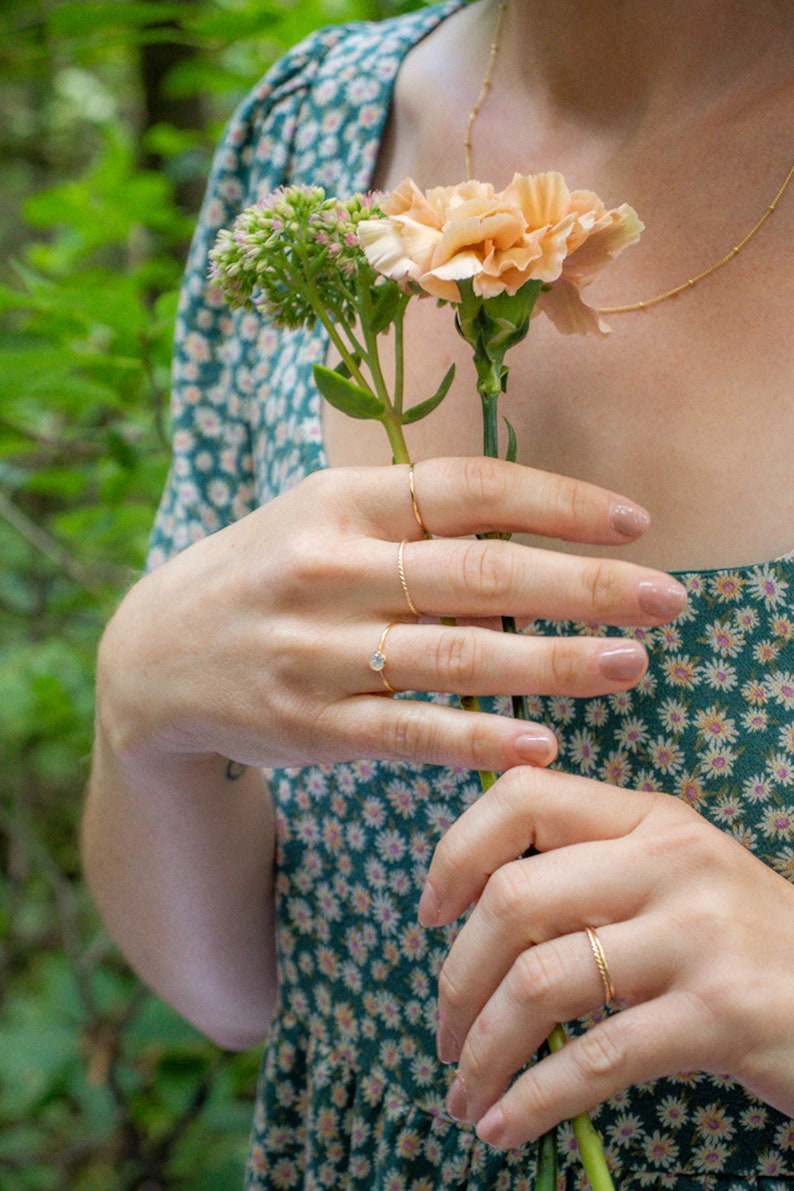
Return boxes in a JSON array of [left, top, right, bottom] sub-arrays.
[[369, 623, 400, 693], [585, 926, 616, 1005], [408, 463, 429, 537], [398, 540, 421, 617]]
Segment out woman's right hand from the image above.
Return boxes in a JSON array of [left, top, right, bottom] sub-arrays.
[[97, 456, 687, 775]]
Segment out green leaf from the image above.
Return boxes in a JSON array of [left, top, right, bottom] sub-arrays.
[[312, 364, 384, 420], [369, 279, 402, 336], [401, 362, 455, 425], [503, 415, 517, 463], [332, 354, 362, 382]]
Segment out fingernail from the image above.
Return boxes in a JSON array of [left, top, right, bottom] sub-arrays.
[[477, 1103, 506, 1147], [597, 641, 647, 681], [515, 732, 557, 766], [637, 577, 687, 620], [446, 1075, 469, 1121], [609, 501, 650, 539], [437, 1021, 461, 1064], [418, 881, 440, 927]]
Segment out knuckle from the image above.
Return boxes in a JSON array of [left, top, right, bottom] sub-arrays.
[[481, 861, 530, 926], [438, 960, 466, 1015], [580, 557, 622, 610], [573, 1025, 627, 1081], [283, 527, 336, 592], [511, 943, 570, 1009], [549, 474, 593, 529], [389, 703, 435, 758], [460, 540, 515, 602], [433, 630, 479, 688], [430, 814, 478, 883], [510, 1068, 559, 1127], [461, 1017, 495, 1083], [543, 638, 582, 690], [466, 717, 504, 772], [298, 467, 333, 502], [461, 455, 510, 510], [645, 798, 720, 873]]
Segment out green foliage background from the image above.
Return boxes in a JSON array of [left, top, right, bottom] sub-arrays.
[[0, 1, 421, 1186]]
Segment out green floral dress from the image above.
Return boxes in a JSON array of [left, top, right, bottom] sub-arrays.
[[148, 3, 794, 1186]]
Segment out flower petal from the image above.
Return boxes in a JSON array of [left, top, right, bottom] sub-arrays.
[[364, 173, 643, 321], [357, 219, 419, 280], [535, 277, 612, 336]]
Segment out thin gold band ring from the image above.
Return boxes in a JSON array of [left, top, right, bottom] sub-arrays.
[[408, 463, 430, 537], [585, 926, 616, 1005], [398, 540, 421, 618]]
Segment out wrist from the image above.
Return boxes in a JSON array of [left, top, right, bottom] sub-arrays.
[[94, 584, 215, 775]]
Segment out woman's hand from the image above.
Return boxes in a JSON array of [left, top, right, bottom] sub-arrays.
[[421, 766, 794, 1147], [99, 456, 686, 773], [88, 456, 686, 1050]]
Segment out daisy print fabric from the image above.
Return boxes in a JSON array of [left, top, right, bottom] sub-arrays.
[[147, 4, 794, 1186]]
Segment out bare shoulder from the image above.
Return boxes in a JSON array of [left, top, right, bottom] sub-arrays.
[[376, 0, 495, 189]]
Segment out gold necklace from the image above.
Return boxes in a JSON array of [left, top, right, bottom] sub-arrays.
[[463, 0, 509, 182], [464, 0, 794, 315], [597, 161, 794, 313]]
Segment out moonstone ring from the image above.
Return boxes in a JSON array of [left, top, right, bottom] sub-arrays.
[[369, 623, 400, 693]]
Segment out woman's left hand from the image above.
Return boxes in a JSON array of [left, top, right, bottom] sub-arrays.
[[420, 767, 794, 1148]]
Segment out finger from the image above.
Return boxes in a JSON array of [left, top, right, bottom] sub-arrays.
[[446, 930, 608, 1125], [445, 918, 673, 1123], [392, 536, 686, 625], [356, 620, 648, 698], [475, 992, 709, 1149], [316, 694, 559, 772], [349, 458, 651, 544], [434, 842, 655, 1063], [287, 529, 684, 628], [421, 767, 659, 927]]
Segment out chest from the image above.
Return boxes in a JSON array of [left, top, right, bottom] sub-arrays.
[[322, 270, 794, 572]]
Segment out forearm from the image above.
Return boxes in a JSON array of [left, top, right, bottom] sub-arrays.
[[83, 722, 277, 1052]]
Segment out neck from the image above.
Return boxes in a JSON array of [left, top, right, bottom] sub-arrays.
[[488, 0, 793, 128]]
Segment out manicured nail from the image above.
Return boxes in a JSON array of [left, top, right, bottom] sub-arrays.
[[437, 1021, 461, 1064], [418, 881, 440, 927], [446, 1075, 469, 1121], [477, 1103, 506, 1146], [515, 732, 557, 766], [637, 577, 687, 620], [609, 500, 650, 539], [597, 641, 647, 682]]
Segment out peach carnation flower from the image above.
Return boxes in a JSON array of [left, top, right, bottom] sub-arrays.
[[358, 171, 644, 334]]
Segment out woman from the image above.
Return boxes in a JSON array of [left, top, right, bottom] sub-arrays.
[[83, 0, 794, 1185]]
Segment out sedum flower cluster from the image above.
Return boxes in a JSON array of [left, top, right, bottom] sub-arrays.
[[209, 185, 386, 329], [209, 184, 453, 463]]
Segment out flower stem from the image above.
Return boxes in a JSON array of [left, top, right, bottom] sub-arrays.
[[476, 379, 613, 1191], [547, 1025, 615, 1191], [393, 295, 408, 418], [481, 391, 500, 460], [477, 385, 530, 718], [354, 277, 414, 465], [381, 413, 411, 466]]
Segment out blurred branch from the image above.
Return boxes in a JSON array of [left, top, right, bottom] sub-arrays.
[[0, 486, 128, 591]]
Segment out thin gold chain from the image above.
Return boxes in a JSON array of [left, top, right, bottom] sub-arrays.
[[597, 160, 794, 313], [464, 1, 794, 314], [463, 0, 508, 182]]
